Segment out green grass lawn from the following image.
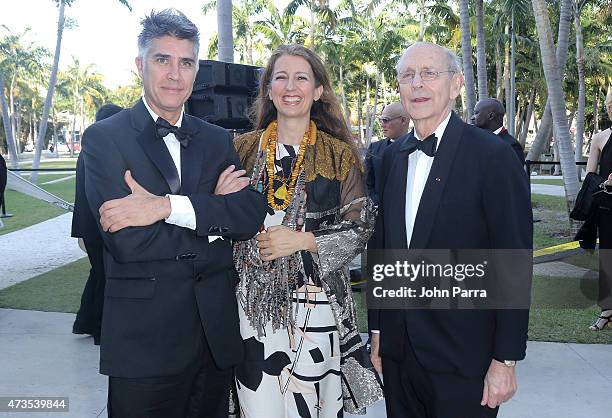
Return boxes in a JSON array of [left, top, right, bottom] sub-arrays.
[[532, 194, 572, 250], [353, 274, 612, 344], [16, 159, 78, 170], [1, 260, 610, 344], [530, 178, 566, 186], [0, 258, 88, 313], [1, 175, 75, 235]]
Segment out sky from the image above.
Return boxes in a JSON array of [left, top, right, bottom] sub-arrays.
[[1, 0, 221, 88]]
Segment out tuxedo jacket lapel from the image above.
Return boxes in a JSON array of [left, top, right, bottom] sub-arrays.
[[131, 100, 181, 195], [410, 112, 464, 249], [179, 115, 203, 195]]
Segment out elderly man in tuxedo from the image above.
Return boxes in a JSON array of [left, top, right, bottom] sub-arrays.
[[81, 9, 267, 418], [370, 42, 532, 418]]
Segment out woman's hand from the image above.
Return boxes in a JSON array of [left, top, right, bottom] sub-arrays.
[[256, 226, 317, 261]]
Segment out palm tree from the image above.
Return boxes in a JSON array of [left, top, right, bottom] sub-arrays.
[[217, 0, 234, 62], [30, 0, 131, 184], [57, 57, 106, 156], [573, 0, 587, 176], [531, 0, 579, 212], [0, 27, 48, 168], [255, 3, 308, 51], [475, 0, 488, 99], [459, 0, 476, 120], [525, 0, 573, 162], [285, 0, 337, 51], [204, 0, 267, 64]]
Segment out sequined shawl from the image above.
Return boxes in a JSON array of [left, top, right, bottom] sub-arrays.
[[233, 129, 384, 414]]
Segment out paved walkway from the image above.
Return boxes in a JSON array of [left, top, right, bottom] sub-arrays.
[[0, 213, 84, 290], [0, 308, 610, 418], [530, 175, 567, 197]]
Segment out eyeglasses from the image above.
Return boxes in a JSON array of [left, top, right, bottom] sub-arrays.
[[399, 69, 456, 84], [378, 116, 403, 124]]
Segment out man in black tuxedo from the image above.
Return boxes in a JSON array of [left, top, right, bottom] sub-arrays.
[[370, 42, 532, 417], [366, 102, 410, 204], [72, 104, 123, 345], [81, 9, 267, 418], [472, 98, 525, 166]]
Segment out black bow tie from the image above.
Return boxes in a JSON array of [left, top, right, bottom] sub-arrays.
[[155, 117, 192, 148], [399, 132, 438, 157]]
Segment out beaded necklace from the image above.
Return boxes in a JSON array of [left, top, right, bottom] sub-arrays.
[[264, 120, 316, 211]]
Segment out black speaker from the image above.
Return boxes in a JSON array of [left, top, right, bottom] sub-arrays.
[[186, 60, 261, 129]]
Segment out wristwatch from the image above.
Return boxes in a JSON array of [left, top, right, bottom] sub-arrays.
[[493, 357, 516, 367]]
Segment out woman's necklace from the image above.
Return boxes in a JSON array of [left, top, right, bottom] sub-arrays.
[[265, 120, 313, 210]]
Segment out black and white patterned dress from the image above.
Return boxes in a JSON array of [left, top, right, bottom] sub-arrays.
[[235, 143, 343, 418]]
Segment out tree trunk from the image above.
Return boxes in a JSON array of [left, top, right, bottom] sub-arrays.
[[495, 39, 503, 100], [0, 74, 18, 168], [52, 107, 59, 158], [339, 66, 351, 132], [309, 1, 316, 49], [366, 71, 381, 147], [574, 1, 586, 178], [217, 0, 234, 63], [525, 0, 573, 161], [31, 0, 65, 184], [475, 0, 488, 100], [357, 89, 363, 142], [520, 87, 536, 147], [515, 98, 525, 140], [503, 24, 511, 127], [365, 77, 371, 147], [531, 0, 579, 211], [247, 30, 254, 65], [418, 0, 426, 41], [459, 0, 476, 120], [508, 11, 517, 137], [593, 85, 600, 134]]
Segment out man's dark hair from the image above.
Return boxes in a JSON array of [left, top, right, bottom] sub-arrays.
[[137, 9, 200, 60], [95, 104, 123, 122]]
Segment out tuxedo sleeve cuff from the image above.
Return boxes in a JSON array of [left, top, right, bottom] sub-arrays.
[[371, 330, 380, 334], [165, 194, 196, 230]]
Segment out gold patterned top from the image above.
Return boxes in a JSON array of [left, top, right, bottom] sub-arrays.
[[234, 128, 361, 183]]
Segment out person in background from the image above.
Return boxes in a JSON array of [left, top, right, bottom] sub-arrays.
[[471, 98, 525, 166], [366, 102, 411, 204], [72, 103, 123, 345], [583, 89, 612, 330]]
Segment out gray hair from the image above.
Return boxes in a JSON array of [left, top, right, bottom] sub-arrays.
[[138, 9, 200, 61], [396, 42, 462, 75]]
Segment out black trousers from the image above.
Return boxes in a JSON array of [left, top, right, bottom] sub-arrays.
[[73, 240, 105, 341], [108, 336, 231, 418], [382, 338, 498, 418]]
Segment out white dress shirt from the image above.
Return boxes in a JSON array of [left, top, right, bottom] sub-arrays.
[[405, 111, 452, 247], [142, 97, 197, 230]]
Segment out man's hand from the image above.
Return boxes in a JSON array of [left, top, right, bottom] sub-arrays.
[[370, 333, 383, 374], [99, 170, 171, 232], [481, 359, 517, 409], [256, 226, 317, 261], [215, 165, 250, 195]]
